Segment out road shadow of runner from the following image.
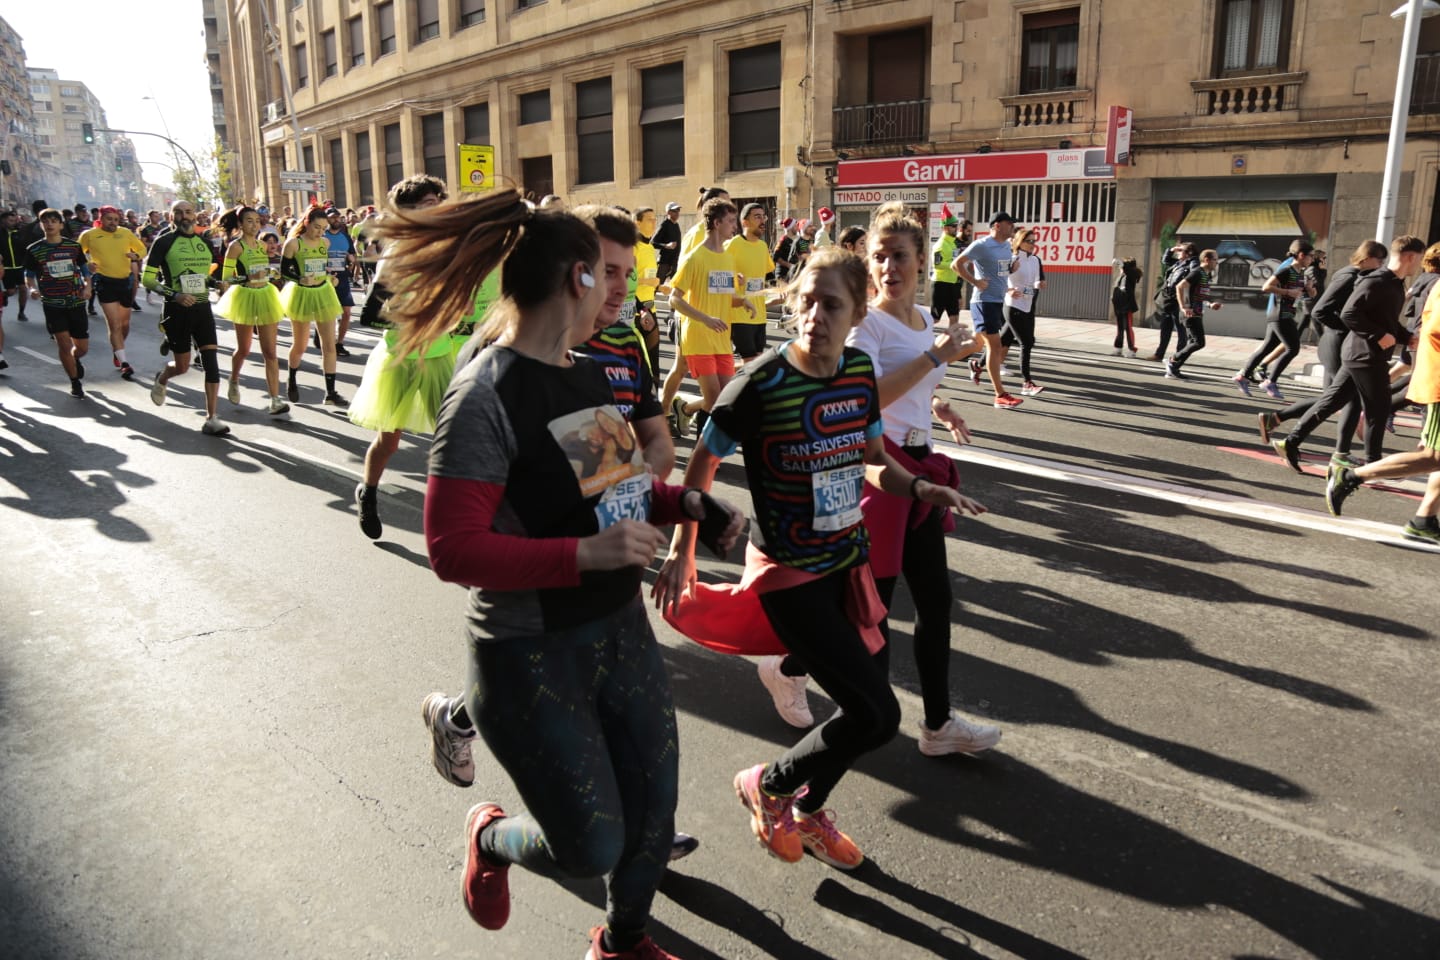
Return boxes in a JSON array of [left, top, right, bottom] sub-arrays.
[[0, 404, 153, 542]]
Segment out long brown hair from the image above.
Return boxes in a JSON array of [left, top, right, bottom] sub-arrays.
[[378, 188, 600, 358]]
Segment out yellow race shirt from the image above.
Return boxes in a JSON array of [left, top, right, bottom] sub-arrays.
[[79, 226, 147, 279], [680, 222, 707, 260], [672, 243, 740, 357], [723, 235, 774, 326], [635, 241, 659, 302]]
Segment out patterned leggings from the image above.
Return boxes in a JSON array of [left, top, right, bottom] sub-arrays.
[[468, 597, 678, 943]]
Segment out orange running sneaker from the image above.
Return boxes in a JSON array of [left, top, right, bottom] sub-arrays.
[[794, 807, 864, 870], [733, 763, 802, 863]]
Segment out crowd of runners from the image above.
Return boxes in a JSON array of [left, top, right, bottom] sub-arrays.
[[2, 176, 1438, 958]]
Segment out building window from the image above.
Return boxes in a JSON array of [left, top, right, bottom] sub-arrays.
[[377, 2, 397, 57], [729, 43, 780, 171], [302, 143, 315, 174], [415, 0, 440, 43], [519, 89, 550, 124], [1215, 0, 1291, 75], [37, 100, 51, 112], [1020, 9, 1079, 94], [463, 102, 490, 142], [355, 131, 374, 206], [575, 77, 614, 185], [63, 104, 79, 113], [60, 85, 78, 97], [322, 30, 338, 78], [383, 122, 403, 190], [517, 0, 545, 9], [347, 16, 366, 67], [421, 112, 447, 180], [522, 156, 553, 198], [329, 138, 347, 206], [459, 0, 485, 27], [640, 62, 684, 180], [294, 42, 309, 89]]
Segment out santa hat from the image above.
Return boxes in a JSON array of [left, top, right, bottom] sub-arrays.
[[941, 203, 958, 227], [817, 206, 835, 225]]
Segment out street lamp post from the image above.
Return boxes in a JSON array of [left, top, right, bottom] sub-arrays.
[[1378, 0, 1440, 240]]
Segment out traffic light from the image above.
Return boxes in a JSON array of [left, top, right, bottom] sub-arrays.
[[82, 123, 94, 144], [115, 158, 122, 171]]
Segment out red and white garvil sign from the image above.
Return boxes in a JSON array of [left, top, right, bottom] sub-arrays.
[[1105, 107, 1133, 166], [837, 149, 1113, 187]]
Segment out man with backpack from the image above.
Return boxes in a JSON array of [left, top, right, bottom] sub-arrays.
[[1149, 242, 1195, 361]]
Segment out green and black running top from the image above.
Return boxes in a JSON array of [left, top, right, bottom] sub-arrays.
[[703, 343, 884, 575], [282, 236, 332, 286], [23, 237, 90, 307], [142, 231, 216, 301], [227, 238, 272, 286]]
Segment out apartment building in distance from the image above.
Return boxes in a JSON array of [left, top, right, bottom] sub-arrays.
[[0, 16, 45, 208], [215, 0, 1440, 327]]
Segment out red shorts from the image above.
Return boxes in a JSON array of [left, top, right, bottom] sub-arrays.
[[686, 353, 735, 378]]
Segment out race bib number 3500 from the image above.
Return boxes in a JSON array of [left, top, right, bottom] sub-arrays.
[[595, 472, 652, 529], [811, 463, 864, 532]]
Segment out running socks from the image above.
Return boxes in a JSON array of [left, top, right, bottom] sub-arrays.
[[325, 373, 337, 394], [115, 348, 127, 365], [288, 363, 301, 385]]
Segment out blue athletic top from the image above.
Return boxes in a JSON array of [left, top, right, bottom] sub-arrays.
[[961, 237, 1013, 304]]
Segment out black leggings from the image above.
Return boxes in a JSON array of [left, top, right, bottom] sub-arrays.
[[1277, 325, 1344, 425], [1243, 315, 1301, 381], [1001, 305, 1036, 382], [875, 505, 955, 730], [1112, 305, 1136, 350], [1155, 303, 1188, 357], [760, 572, 900, 814], [1171, 317, 1207, 370], [469, 597, 677, 944], [1286, 362, 1392, 463]]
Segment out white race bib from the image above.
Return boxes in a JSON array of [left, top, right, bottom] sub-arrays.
[[327, 254, 347, 273], [616, 299, 637, 327], [303, 258, 327, 277], [642, 267, 657, 282], [594, 472, 652, 529], [811, 463, 864, 532], [745, 277, 764, 294], [707, 270, 735, 295], [46, 259, 75, 278], [247, 262, 271, 280], [179, 273, 207, 295]]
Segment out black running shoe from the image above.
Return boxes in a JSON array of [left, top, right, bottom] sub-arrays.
[[335, 343, 351, 357], [1272, 437, 1303, 474], [324, 391, 349, 409], [1325, 463, 1360, 517], [70, 379, 84, 398], [120, 362, 135, 381], [17, 311, 28, 322], [1402, 519, 1440, 543], [669, 833, 700, 861], [355, 483, 382, 540]]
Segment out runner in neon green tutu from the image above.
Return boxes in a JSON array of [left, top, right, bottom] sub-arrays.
[[279, 208, 347, 407], [215, 205, 289, 416], [349, 175, 504, 539]]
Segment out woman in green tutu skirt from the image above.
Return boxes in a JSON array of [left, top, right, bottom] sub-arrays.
[[215, 205, 290, 416], [349, 174, 502, 539], [279, 207, 348, 406]]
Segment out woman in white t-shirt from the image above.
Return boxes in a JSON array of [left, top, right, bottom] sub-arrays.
[[1002, 227, 1046, 397], [754, 202, 1000, 758]]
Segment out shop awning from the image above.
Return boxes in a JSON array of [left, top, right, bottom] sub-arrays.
[[1176, 201, 1301, 236]]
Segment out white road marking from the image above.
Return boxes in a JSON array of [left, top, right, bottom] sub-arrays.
[[942, 441, 1439, 553], [16, 346, 60, 365]]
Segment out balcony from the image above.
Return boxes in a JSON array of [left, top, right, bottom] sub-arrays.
[[264, 100, 286, 124], [1000, 89, 1091, 128], [832, 99, 930, 149], [1412, 52, 1440, 114], [1191, 72, 1305, 117]]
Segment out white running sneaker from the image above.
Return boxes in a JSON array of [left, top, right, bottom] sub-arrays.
[[268, 396, 291, 417], [918, 712, 1002, 757], [421, 691, 476, 787], [227, 379, 241, 405], [1109, 348, 1122, 356], [757, 655, 814, 728], [150, 375, 167, 406], [1124, 349, 1138, 358]]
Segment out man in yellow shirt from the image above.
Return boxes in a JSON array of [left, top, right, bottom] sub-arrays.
[[663, 198, 754, 436], [79, 205, 147, 379], [724, 203, 774, 364], [660, 186, 731, 433], [633, 207, 662, 376]]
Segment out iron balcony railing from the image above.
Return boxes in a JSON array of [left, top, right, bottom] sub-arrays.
[[833, 99, 930, 149]]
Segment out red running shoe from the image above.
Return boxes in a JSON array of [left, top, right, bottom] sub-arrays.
[[462, 802, 510, 930], [584, 926, 681, 959]]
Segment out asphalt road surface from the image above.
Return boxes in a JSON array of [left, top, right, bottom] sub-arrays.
[[1, 308, 1436, 960]]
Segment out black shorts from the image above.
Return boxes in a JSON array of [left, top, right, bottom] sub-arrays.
[[656, 262, 677, 284], [161, 304, 219, 354], [930, 280, 961, 320], [730, 323, 768, 358], [2, 268, 22, 292], [42, 303, 89, 339], [333, 274, 354, 308], [95, 275, 134, 304]]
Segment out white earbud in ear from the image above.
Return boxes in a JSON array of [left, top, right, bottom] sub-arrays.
[[579, 270, 595, 288]]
